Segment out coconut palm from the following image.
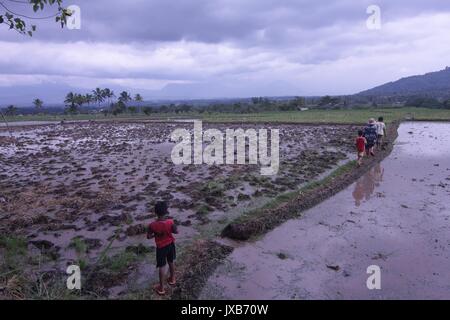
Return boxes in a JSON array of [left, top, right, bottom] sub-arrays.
[[64, 92, 76, 107], [92, 88, 104, 108], [65, 92, 80, 114], [76, 94, 86, 108], [118, 91, 132, 104], [84, 94, 94, 107], [109, 90, 116, 102], [33, 98, 43, 112], [103, 88, 115, 106], [134, 93, 143, 103]]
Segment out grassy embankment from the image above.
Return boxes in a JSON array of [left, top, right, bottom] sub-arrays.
[[3, 107, 450, 124], [221, 119, 400, 242]]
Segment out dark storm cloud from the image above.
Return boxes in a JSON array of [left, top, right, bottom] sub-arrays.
[[1, 0, 450, 98], [1, 0, 449, 44]]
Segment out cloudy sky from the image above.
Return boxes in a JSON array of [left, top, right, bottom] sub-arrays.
[[1, 0, 450, 102]]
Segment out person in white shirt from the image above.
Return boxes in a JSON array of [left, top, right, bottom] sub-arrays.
[[376, 116, 387, 149]]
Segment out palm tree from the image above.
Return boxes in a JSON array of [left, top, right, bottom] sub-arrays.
[[102, 88, 115, 106], [92, 88, 104, 108], [134, 93, 143, 103], [118, 91, 132, 104], [84, 94, 94, 107], [76, 94, 86, 108], [33, 98, 43, 112], [64, 92, 79, 114], [109, 90, 116, 104]]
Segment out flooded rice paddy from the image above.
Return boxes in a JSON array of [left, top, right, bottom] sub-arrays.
[[200, 122, 450, 299], [0, 121, 357, 297]]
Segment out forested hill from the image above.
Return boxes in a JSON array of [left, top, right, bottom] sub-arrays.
[[358, 67, 450, 98]]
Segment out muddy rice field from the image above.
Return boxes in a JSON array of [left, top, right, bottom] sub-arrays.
[[0, 121, 357, 298], [201, 122, 450, 299]]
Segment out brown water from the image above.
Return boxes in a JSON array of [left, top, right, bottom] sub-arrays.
[[200, 122, 450, 300]]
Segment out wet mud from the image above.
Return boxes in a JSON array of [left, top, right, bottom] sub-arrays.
[[0, 121, 356, 298], [221, 122, 399, 240], [201, 122, 450, 299]]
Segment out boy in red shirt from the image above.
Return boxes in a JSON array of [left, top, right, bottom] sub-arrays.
[[355, 130, 367, 166], [147, 201, 178, 295]]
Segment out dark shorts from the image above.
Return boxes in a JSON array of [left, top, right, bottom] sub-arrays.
[[366, 142, 375, 149], [156, 242, 176, 268]]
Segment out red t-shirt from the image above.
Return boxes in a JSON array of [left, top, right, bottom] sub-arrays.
[[355, 137, 366, 152], [149, 219, 175, 248]]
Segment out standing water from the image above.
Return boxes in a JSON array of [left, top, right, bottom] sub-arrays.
[[200, 122, 450, 299]]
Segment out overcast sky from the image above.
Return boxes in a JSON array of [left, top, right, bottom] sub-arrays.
[[1, 0, 450, 99]]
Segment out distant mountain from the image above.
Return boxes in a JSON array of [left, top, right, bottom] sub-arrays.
[[358, 67, 450, 99], [0, 83, 78, 107], [0, 80, 296, 107], [3, 67, 450, 107]]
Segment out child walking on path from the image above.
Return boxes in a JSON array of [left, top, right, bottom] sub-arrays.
[[376, 116, 387, 149], [363, 118, 378, 157], [147, 201, 178, 296], [355, 130, 367, 166]]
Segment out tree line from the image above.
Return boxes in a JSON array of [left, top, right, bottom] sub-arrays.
[[63, 88, 143, 115], [3, 93, 449, 117]]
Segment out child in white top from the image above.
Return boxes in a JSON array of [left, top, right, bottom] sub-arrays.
[[376, 116, 387, 149]]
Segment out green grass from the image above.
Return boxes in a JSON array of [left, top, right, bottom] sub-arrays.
[[3, 107, 450, 124], [199, 107, 450, 124], [0, 235, 81, 300], [104, 251, 139, 273], [0, 235, 28, 270], [200, 181, 225, 197], [69, 237, 87, 255], [196, 203, 213, 215], [232, 160, 356, 226], [0, 236, 27, 257]]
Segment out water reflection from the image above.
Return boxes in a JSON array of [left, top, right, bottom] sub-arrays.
[[352, 163, 384, 207]]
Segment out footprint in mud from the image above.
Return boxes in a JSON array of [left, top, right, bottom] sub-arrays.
[[371, 252, 393, 261]]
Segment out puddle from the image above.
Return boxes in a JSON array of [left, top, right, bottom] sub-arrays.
[[200, 122, 450, 300]]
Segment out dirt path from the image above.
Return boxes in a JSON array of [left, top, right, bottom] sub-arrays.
[[200, 122, 450, 299]]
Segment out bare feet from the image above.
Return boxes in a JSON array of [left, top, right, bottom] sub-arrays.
[[168, 277, 176, 286], [153, 284, 166, 295]]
